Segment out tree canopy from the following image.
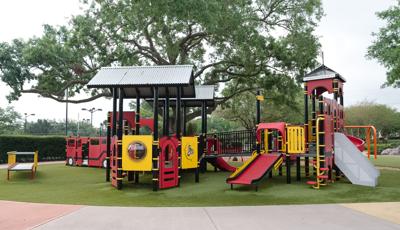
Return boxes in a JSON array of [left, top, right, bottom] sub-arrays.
[[345, 101, 400, 138], [217, 88, 304, 129], [0, 106, 21, 134], [0, 0, 322, 113], [367, 1, 400, 87]]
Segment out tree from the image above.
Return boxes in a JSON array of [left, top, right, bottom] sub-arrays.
[[26, 119, 99, 136], [218, 88, 304, 129], [367, 1, 400, 87], [345, 101, 400, 138], [0, 0, 322, 119], [0, 106, 22, 134]]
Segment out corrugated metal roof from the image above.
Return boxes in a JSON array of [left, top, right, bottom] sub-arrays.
[[87, 65, 195, 98], [87, 65, 194, 87], [303, 65, 346, 82]]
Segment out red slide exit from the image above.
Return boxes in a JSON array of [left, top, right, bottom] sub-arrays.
[[227, 154, 282, 187]]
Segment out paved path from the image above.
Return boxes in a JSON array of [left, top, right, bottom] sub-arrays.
[[0, 201, 399, 230]]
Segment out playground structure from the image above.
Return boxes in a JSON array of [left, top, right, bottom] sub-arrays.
[[85, 64, 379, 191], [65, 112, 153, 168], [7, 151, 38, 180]]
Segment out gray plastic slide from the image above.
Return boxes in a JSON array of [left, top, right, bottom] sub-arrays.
[[334, 132, 380, 187]]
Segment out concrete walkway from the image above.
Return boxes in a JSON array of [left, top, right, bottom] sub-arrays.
[[0, 201, 399, 230]]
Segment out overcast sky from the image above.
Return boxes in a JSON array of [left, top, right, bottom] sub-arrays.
[[0, 0, 398, 128]]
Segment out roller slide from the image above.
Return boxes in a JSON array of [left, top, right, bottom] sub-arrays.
[[206, 158, 236, 172], [227, 154, 282, 186]]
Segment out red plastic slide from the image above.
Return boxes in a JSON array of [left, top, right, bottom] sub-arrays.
[[206, 158, 236, 172], [345, 135, 365, 152], [227, 154, 282, 185]]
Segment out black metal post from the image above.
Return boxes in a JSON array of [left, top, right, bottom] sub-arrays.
[[65, 88, 68, 136], [304, 83, 309, 177], [106, 112, 111, 182], [296, 156, 301, 181], [164, 96, 170, 136], [117, 88, 124, 190], [152, 87, 159, 191], [183, 102, 187, 136], [286, 154, 291, 184], [136, 96, 140, 135], [256, 90, 261, 155], [112, 89, 118, 136], [199, 101, 207, 173], [176, 87, 182, 186], [256, 90, 261, 124], [176, 87, 182, 138]]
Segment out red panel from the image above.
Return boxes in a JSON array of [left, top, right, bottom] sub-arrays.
[[256, 122, 286, 143], [159, 137, 179, 189], [227, 154, 281, 185], [108, 112, 154, 132], [324, 114, 334, 153], [307, 79, 334, 95], [87, 137, 107, 167], [65, 138, 76, 164], [110, 137, 118, 188]]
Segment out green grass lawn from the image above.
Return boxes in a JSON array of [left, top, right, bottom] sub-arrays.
[[372, 155, 400, 169], [0, 161, 399, 207]]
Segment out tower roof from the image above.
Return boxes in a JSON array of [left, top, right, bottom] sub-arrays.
[[303, 65, 346, 82]]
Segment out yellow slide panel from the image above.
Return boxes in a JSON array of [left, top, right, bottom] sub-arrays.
[[181, 136, 198, 169], [263, 129, 268, 153], [287, 126, 305, 154], [228, 151, 258, 179], [122, 135, 153, 171]]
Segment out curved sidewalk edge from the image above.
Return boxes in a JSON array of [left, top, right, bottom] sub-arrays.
[[0, 200, 82, 230], [342, 202, 400, 225]]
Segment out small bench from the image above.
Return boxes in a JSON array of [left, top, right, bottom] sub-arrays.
[[7, 151, 38, 180]]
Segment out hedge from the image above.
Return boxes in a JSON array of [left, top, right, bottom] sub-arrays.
[[0, 135, 66, 164]]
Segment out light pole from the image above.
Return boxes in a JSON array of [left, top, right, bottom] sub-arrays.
[[24, 113, 35, 133], [81, 107, 102, 127]]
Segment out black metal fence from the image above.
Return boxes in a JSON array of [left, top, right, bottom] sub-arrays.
[[205, 129, 257, 157]]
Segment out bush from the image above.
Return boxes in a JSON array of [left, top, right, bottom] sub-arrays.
[[0, 135, 66, 164], [376, 139, 400, 154]]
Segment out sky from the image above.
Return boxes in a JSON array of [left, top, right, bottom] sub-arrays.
[[0, 0, 398, 128]]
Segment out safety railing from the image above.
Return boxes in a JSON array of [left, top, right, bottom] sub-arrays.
[[344, 125, 377, 160], [206, 129, 257, 156]]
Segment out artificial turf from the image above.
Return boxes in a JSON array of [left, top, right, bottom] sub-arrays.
[[0, 157, 399, 207]]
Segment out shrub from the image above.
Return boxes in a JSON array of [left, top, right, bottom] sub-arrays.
[[0, 135, 65, 164]]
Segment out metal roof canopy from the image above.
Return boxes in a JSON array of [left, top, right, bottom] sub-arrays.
[[147, 85, 216, 107], [87, 65, 195, 98], [303, 65, 346, 82]]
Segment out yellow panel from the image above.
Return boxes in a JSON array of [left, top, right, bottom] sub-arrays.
[[263, 129, 268, 153], [287, 126, 305, 154], [256, 95, 264, 101], [7, 151, 16, 166], [181, 136, 198, 169], [34, 151, 38, 168], [122, 135, 153, 171]]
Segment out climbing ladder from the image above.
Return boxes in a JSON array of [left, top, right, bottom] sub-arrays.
[[307, 116, 329, 189]]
